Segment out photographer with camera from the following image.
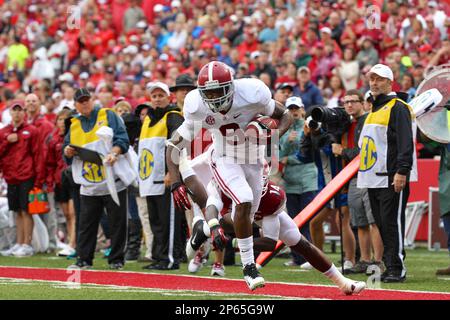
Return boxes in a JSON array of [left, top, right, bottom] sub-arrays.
[[357, 64, 417, 283], [298, 102, 356, 271], [331, 90, 384, 275]]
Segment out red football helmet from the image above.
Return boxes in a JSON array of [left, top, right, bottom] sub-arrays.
[[197, 61, 234, 113]]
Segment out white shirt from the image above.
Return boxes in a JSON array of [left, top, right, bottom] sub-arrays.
[[177, 78, 276, 161], [47, 40, 69, 71]]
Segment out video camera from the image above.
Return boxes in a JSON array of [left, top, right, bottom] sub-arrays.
[[306, 106, 352, 143]]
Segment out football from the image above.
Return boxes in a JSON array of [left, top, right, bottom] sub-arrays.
[[245, 116, 279, 144], [255, 116, 279, 130]]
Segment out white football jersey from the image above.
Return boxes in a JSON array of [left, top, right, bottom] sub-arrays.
[[177, 78, 276, 162]]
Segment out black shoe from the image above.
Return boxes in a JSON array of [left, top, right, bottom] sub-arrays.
[[125, 250, 140, 261], [144, 262, 180, 270], [69, 260, 92, 270], [382, 270, 406, 283], [109, 262, 124, 270], [142, 260, 160, 269], [186, 217, 209, 259], [243, 263, 265, 290]]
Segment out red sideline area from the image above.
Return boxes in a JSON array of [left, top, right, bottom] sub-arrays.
[[1, 266, 449, 300]]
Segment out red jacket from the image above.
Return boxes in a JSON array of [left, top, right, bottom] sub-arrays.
[[0, 122, 42, 185], [29, 115, 55, 187], [45, 128, 67, 191]]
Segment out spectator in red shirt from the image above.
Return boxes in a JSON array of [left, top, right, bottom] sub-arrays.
[[0, 101, 41, 257], [237, 29, 259, 61], [24, 93, 55, 189]]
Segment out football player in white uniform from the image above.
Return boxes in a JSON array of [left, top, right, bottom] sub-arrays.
[[166, 61, 293, 290]]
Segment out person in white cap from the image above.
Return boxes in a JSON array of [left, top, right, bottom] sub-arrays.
[[280, 96, 319, 269], [138, 81, 185, 270], [357, 63, 418, 283]]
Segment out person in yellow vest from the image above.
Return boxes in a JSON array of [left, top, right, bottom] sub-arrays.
[[357, 64, 418, 283], [63, 88, 130, 270], [138, 82, 185, 270]]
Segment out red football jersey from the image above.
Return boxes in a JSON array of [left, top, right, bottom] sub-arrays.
[[219, 181, 286, 220]]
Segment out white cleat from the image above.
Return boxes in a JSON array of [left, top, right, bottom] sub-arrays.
[[243, 263, 265, 291], [211, 262, 225, 277], [188, 251, 205, 273], [341, 280, 366, 295]]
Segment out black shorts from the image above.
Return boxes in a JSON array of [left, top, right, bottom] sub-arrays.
[[7, 178, 34, 212], [55, 184, 71, 202]]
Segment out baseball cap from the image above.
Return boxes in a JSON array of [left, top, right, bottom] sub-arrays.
[[154, 4, 164, 12], [10, 100, 24, 110], [250, 51, 261, 59], [298, 66, 310, 73], [74, 88, 92, 102], [320, 27, 332, 34], [79, 72, 89, 80], [366, 64, 394, 81], [146, 81, 171, 96], [58, 72, 74, 83], [276, 82, 293, 91], [136, 20, 147, 29], [52, 92, 62, 100], [286, 96, 304, 109]]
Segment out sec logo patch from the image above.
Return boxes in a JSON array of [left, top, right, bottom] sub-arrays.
[[359, 136, 377, 172], [139, 149, 154, 180], [82, 162, 105, 183]]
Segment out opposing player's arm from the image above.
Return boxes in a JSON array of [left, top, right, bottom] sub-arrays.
[[166, 131, 189, 184], [166, 130, 192, 210], [271, 100, 293, 137]]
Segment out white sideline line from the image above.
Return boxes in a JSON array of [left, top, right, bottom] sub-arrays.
[[1, 265, 450, 296]]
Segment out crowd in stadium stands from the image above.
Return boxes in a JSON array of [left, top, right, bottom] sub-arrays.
[[0, 0, 449, 276]]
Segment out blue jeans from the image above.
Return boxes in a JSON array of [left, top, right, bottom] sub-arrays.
[[286, 191, 317, 265]]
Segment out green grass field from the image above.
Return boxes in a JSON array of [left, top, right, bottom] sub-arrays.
[[0, 243, 449, 300]]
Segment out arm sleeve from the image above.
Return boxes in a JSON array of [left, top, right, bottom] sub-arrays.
[[392, 103, 414, 175], [62, 130, 73, 165], [341, 147, 360, 162], [45, 138, 57, 191], [256, 80, 276, 116], [176, 113, 197, 142], [0, 130, 10, 159], [312, 86, 324, 106], [298, 134, 315, 163], [177, 92, 201, 141], [106, 110, 130, 154]]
